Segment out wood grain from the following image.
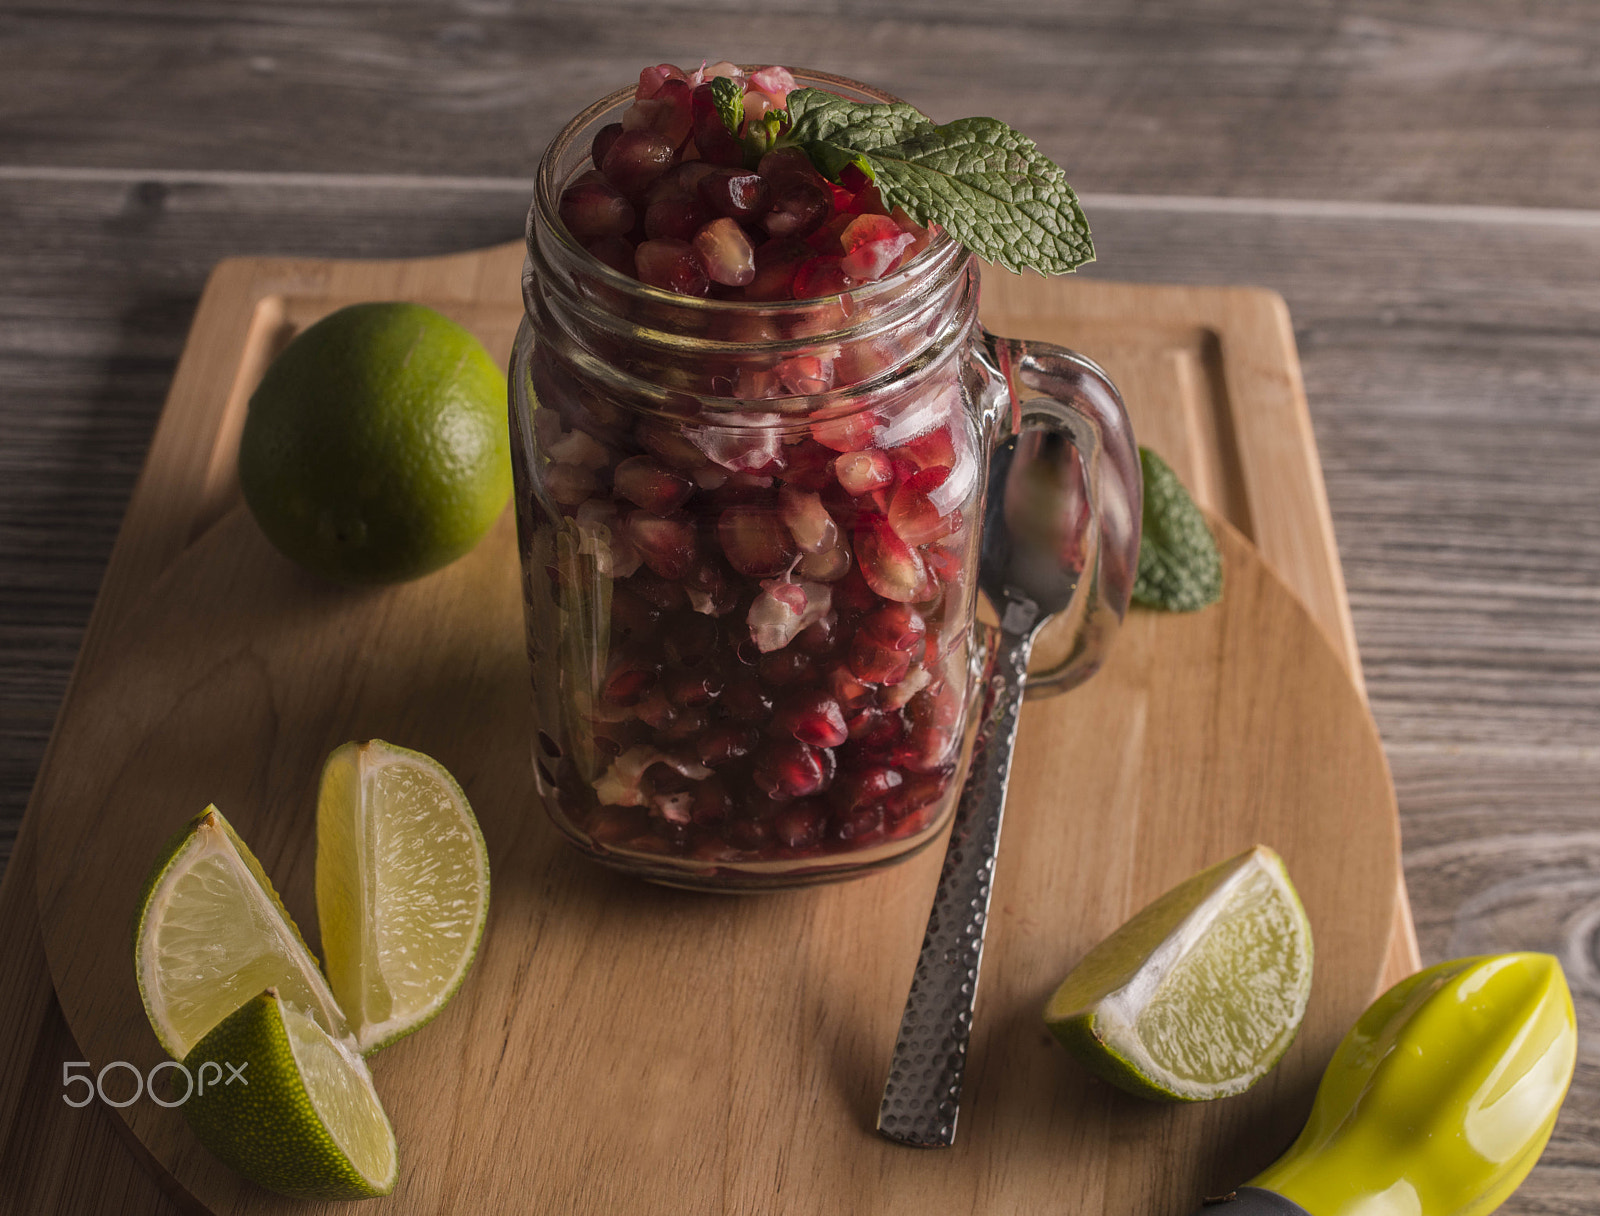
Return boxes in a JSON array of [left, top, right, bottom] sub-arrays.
[[3, 1, 1598, 207]]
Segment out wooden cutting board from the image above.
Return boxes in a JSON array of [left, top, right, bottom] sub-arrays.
[[13, 243, 1415, 1214]]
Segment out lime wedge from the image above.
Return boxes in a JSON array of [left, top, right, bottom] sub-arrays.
[[135, 807, 351, 1060], [1044, 844, 1314, 1101], [182, 989, 398, 1200], [316, 740, 490, 1054]]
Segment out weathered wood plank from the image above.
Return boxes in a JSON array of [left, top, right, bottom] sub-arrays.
[[1, 1, 1598, 207]]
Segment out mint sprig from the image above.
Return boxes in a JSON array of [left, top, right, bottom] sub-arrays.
[[774, 88, 1094, 276], [1133, 447, 1222, 612], [711, 75, 744, 137]]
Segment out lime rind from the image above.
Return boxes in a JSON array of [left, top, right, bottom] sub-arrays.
[[316, 739, 491, 1055], [1045, 845, 1314, 1102], [182, 990, 397, 1200], [134, 806, 352, 1061]]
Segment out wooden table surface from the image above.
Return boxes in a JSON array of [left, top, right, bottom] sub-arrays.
[[1, 3, 1595, 1211]]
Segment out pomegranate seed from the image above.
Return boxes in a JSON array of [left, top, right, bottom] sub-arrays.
[[753, 739, 831, 799], [691, 777, 733, 824], [833, 766, 905, 814], [748, 579, 832, 653], [812, 409, 879, 452], [545, 462, 597, 506], [683, 559, 739, 617], [626, 511, 697, 579], [758, 147, 821, 184], [600, 128, 676, 195], [839, 213, 918, 282], [644, 191, 711, 243], [588, 806, 648, 843], [718, 506, 796, 576], [635, 239, 711, 297], [796, 543, 851, 583], [758, 648, 815, 687], [882, 664, 933, 710], [795, 611, 839, 656], [664, 612, 720, 665], [830, 805, 883, 843], [846, 707, 905, 749], [591, 122, 625, 166], [828, 664, 877, 711], [855, 517, 930, 603], [722, 814, 773, 851], [772, 801, 825, 849], [609, 587, 660, 637], [895, 423, 957, 471], [901, 465, 949, 494], [697, 168, 771, 221], [696, 724, 758, 769], [848, 637, 912, 686], [886, 771, 951, 823], [667, 670, 724, 707], [623, 78, 693, 147], [689, 82, 744, 165], [692, 218, 757, 287], [719, 675, 774, 721], [639, 422, 708, 470], [634, 687, 679, 730], [808, 211, 853, 255], [625, 569, 687, 610], [778, 485, 839, 554], [774, 355, 834, 396], [792, 256, 855, 299], [748, 65, 797, 104], [778, 440, 834, 491], [659, 706, 709, 741], [586, 235, 636, 277], [744, 238, 813, 301], [886, 484, 956, 546], [559, 170, 636, 240], [614, 455, 693, 514], [926, 540, 964, 584], [860, 603, 928, 653], [834, 450, 894, 496], [636, 63, 686, 100], [601, 653, 659, 706], [690, 417, 784, 474], [831, 564, 879, 614], [775, 689, 848, 748], [762, 179, 830, 239]]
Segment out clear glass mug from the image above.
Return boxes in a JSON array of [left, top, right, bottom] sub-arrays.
[[510, 71, 1141, 890]]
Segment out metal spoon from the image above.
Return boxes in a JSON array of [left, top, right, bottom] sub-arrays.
[[875, 424, 1094, 1148]]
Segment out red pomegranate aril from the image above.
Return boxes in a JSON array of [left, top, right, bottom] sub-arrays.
[[797, 543, 851, 582], [886, 771, 951, 823], [614, 455, 693, 513], [586, 235, 636, 277], [722, 814, 773, 851], [691, 777, 733, 824], [859, 602, 927, 653], [560, 170, 636, 240], [696, 724, 758, 769], [590, 122, 625, 167], [624, 78, 693, 147], [779, 439, 834, 491], [660, 705, 710, 742], [834, 449, 894, 496], [886, 484, 954, 546], [778, 485, 839, 554], [839, 212, 918, 282], [635, 239, 711, 297], [897, 425, 956, 472], [664, 612, 719, 666], [763, 179, 830, 239], [855, 517, 930, 603], [792, 256, 855, 299], [901, 465, 950, 494], [625, 569, 687, 610], [774, 689, 848, 748], [683, 559, 738, 617], [772, 801, 826, 849], [697, 168, 771, 221], [600, 128, 676, 195], [609, 587, 660, 637], [830, 805, 884, 843], [601, 653, 659, 706], [690, 82, 745, 165], [753, 739, 831, 799], [692, 218, 756, 287], [833, 766, 905, 814], [637, 63, 686, 100], [626, 511, 697, 579], [757, 647, 814, 687], [667, 670, 724, 708], [634, 687, 679, 731], [719, 674, 774, 721], [744, 238, 813, 302], [812, 409, 879, 453], [545, 462, 597, 506], [638, 422, 708, 470], [795, 611, 839, 656], [848, 637, 912, 686], [718, 506, 796, 576], [644, 191, 711, 243]]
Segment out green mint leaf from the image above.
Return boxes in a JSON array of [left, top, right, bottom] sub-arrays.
[[782, 87, 934, 153], [858, 117, 1093, 275], [711, 75, 744, 137], [1132, 447, 1222, 612]]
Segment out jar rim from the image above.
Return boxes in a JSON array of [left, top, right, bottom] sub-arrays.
[[530, 67, 963, 314]]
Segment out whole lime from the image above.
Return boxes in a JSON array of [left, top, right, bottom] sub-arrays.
[[239, 302, 511, 584]]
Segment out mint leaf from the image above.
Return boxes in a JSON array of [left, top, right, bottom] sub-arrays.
[[711, 75, 744, 137], [782, 88, 933, 152], [858, 118, 1092, 275], [1133, 447, 1222, 612]]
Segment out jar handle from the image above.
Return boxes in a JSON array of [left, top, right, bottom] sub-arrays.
[[982, 332, 1143, 698]]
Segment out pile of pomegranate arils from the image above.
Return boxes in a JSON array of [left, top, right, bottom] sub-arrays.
[[557, 61, 935, 299], [538, 62, 976, 870]]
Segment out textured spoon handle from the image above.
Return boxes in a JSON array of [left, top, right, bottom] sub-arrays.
[[876, 630, 1034, 1148]]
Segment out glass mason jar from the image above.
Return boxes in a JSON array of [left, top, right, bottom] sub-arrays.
[[511, 72, 1141, 890]]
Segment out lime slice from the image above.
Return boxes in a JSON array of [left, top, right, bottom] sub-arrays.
[[135, 807, 351, 1060], [316, 740, 490, 1054], [182, 989, 398, 1200], [1044, 844, 1314, 1101]]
